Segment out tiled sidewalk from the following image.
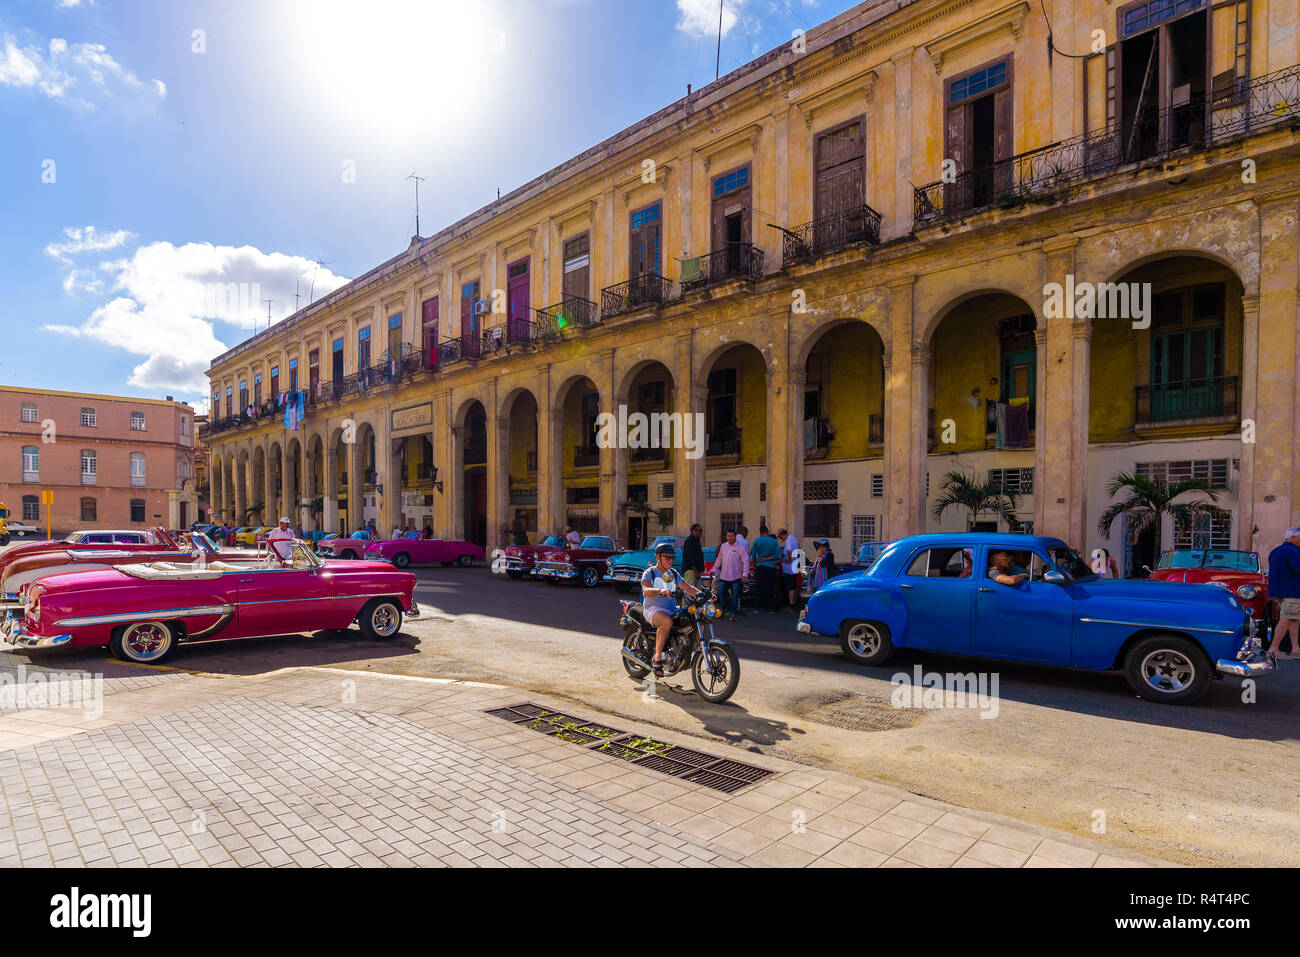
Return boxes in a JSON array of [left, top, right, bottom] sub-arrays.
[[0, 662, 1168, 867]]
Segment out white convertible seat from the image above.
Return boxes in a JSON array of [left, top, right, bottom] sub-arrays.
[[118, 561, 240, 581]]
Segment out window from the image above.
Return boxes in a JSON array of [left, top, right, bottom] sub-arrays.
[[239, 380, 248, 409], [80, 449, 97, 484], [388, 313, 403, 358], [720, 513, 744, 535], [253, 373, 262, 406], [804, 480, 838, 501], [629, 204, 662, 278], [804, 503, 842, 538], [1175, 512, 1232, 549], [906, 546, 974, 578], [358, 326, 372, 371], [21, 445, 38, 480], [1136, 459, 1230, 491], [331, 337, 344, 382], [460, 280, 482, 341], [580, 392, 600, 453], [420, 298, 439, 366], [130, 499, 146, 523], [506, 260, 529, 344], [270, 365, 279, 396], [20, 402, 37, 423], [22, 496, 38, 521], [1116, 0, 1208, 159], [949, 61, 1008, 104], [225, 386, 233, 417], [871, 474, 884, 498], [814, 119, 865, 228], [658, 482, 674, 499], [706, 480, 741, 499], [130, 411, 145, 431], [130, 452, 146, 486], [80, 497, 97, 522], [1122, 0, 1205, 38], [80, 407, 97, 428], [562, 236, 589, 301], [988, 468, 1034, 495], [180, 416, 188, 435], [851, 515, 878, 553], [706, 368, 739, 454], [943, 56, 1013, 212], [712, 167, 750, 197], [288, 357, 299, 392]]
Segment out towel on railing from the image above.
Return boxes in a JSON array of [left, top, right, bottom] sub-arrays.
[[680, 256, 702, 284], [996, 401, 1030, 448]]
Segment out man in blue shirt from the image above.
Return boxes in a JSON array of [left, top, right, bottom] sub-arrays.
[[642, 541, 701, 677], [1266, 527, 1300, 658], [750, 525, 780, 612]]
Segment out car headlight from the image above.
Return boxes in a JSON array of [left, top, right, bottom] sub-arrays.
[[1236, 584, 1258, 600]]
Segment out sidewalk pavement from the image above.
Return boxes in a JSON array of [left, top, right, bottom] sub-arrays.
[[0, 653, 1169, 868]]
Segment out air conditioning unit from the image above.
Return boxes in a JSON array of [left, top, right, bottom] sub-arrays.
[[474, 299, 492, 317]]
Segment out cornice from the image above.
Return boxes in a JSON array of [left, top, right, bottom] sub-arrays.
[[923, 0, 1030, 74]]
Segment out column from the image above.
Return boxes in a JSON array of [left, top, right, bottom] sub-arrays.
[[1035, 238, 1090, 545], [765, 314, 804, 539], [431, 392, 453, 539], [884, 278, 927, 538], [1249, 191, 1300, 548], [300, 444, 315, 531], [485, 380, 507, 549], [376, 418, 399, 536], [537, 367, 563, 536], [243, 453, 256, 525], [598, 352, 624, 538], [673, 333, 705, 536], [347, 426, 365, 533], [323, 439, 338, 534], [890, 50, 914, 240], [1235, 295, 1259, 550]]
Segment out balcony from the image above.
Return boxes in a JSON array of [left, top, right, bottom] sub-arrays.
[[868, 412, 884, 446], [81, 472, 96, 486], [131, 475, 145, 487], [803, 417, 834, 459], [1136, 376, 1239, 426], [438, 336, 480, 366], [629, 446, 667, 467], [780, 204, 882, 268], [706, 428, 740, 458], [573, 447, 600, 468], [914, 64, 1300, 226], [601, 274, 672, 318], [680, 244, 764, 293], [536, 295, 599, 334]]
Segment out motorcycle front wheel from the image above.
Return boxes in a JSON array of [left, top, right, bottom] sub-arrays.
[[621, 631, 651, 679], [691, 643, 740, 703]]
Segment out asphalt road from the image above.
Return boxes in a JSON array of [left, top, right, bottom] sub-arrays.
[[10, 564, 1298, 866]]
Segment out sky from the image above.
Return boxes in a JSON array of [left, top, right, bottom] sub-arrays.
[[0, 0, 860, 414]]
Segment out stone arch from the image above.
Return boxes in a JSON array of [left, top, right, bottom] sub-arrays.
[[920, 286, 1036, 348], [692, 333, 773, 388]]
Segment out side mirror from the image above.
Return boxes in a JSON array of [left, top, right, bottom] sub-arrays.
[[1141, 564, 1152, 576], [1043, 569, 1067, 585]]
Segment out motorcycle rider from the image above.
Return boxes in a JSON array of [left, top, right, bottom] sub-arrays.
[[642, 541, 702, 678]]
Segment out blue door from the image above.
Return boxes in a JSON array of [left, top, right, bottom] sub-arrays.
[[973, 545, 1073, 663], [898, 545, 975, 652]]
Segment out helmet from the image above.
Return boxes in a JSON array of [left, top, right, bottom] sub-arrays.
[[654, 542, 676, 557], [813, 539, 830, 548]]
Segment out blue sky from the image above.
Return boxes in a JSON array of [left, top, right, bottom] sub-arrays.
[[0, 0, 857, 412]]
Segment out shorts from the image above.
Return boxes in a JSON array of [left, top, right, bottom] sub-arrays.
[[1279, 598, 1300, 620], [782, 572, 800, 591]]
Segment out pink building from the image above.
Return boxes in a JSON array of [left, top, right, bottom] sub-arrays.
[[0, 386, 201, 534]]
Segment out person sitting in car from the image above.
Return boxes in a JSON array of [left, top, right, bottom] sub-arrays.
[[988, 550, 1030, 585]]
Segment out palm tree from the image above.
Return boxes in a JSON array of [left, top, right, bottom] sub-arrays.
[[931, 470, 1020, 530], [1096, 471, 1226, 554], [619, 491, 672, 547]]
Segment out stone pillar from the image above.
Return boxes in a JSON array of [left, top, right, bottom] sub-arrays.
[[323, 441, 338, 534], [347, 426, 366, 534], [1235, 295, 1260, 550], [300, 445, 314, 531], [243, 453, 256, 525], [1035, 238, 1090, 545], [673, 334, 705, 537], [1249, 191, 1300, 548], [489, 410, 511, 550], [884, 278, 927, 538], [538, 403, 563, 538], [598, 352, 625, 539], [766, 362, 805, 540], [449, 424, 466, 541], [432, 392, 453, 539], [376, 417, 399, 537], [890, 50, 914, 240]]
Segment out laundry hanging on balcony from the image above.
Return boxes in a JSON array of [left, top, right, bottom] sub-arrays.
[[995, 401, 1031, 449]]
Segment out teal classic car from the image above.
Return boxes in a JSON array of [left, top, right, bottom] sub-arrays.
[[604, 535, 717, 593]]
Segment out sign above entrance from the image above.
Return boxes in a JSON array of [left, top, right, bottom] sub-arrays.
[[392, 402, 432, 433]]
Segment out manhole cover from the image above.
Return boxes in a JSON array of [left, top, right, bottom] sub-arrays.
[[798, 694, 925, 732]]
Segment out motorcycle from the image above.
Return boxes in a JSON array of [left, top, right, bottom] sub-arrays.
[[618, 588, 741, 703]]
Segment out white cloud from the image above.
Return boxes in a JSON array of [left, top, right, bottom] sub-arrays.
[[44, 225, 135, 263], [45, 236, 351, 395], [0, 30, 165, 109], [676, 0, 748, 38]]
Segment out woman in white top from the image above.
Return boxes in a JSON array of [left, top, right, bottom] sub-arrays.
[[1090, 548, 1120, 579]]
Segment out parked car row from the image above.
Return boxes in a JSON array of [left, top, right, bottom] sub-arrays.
[[315, 534, 483, 568]]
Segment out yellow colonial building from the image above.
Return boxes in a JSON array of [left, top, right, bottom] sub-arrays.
[[205, 0, 1300, 576]]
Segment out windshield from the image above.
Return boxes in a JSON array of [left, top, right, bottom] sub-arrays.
[[1049, 546, 1095, 580], [542, 536, 563, 547], [855, 542, 885, 564], [579, 536, 611, 549], [1157, 549, 1258, 572]]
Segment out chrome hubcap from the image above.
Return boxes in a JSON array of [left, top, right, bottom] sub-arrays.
[[1140, 649, 1195, 694], [848, 624, 881, 657], [372, 604, 398, 636], [124, 622, 168, 660]]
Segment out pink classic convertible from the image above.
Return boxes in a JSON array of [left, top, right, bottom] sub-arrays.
[[362, 538, 483, 569], [4, 541, 417, 664]]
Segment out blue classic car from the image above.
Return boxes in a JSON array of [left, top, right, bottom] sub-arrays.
[[604, 535, 717, 593], [796, 533, 1274, 704]]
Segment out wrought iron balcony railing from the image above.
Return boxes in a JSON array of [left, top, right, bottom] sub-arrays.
[[780, 204, 882, 267], [705, 428, 741, 457], [600, 273, 672, 318], [536, 295, 599, 333], [573, 447, 600, 468], [438, 335, 481, 366], [680, 244, 764, 292], [914, 64, 1300, 226], [1136, 376, 1239, 425]]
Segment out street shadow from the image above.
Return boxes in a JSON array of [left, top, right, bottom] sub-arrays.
[[619, 675, 803, 749]]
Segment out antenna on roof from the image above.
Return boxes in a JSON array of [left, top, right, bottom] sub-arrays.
[[308, 260, 329, 304], [294, 280, 301, 313], [406, 171, 426, 237], [262, 299, 274, 333]]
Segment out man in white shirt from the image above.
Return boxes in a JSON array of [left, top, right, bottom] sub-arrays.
[[779, 528, 801, 611], [565, 526, 582, 547], [266, 517, 297, 561]]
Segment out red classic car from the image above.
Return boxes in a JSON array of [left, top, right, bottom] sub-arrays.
[[491, 535, 566, 578], [5, 541, 417, 664], [1147, 548, 1269, 621], [0, 527, 178, 577], [363, 537, 483, 568], [535, 535, 619, 588]]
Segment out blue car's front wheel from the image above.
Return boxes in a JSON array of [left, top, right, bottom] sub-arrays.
[[840, 620, 893, 666], [1123, 634, 1211, 704]]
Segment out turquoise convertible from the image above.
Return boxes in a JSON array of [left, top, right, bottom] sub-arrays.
[[797, 533, 1274, 705], [604, 535, 717, 593]]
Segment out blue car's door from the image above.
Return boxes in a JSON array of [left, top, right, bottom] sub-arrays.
[[898, 545, 975, 652], [973, 546, 1073, 663]]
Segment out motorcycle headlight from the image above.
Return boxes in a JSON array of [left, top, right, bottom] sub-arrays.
[[704, 601, 718, 618], [1236, 584, 1258, 600]]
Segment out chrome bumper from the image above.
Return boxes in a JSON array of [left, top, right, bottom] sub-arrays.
[[537, 565, 576, 579], [404, 602, 421, 618], [603, 571, 640, 583], [1216, 654, 1276, 677], [5, 619, 74, 648], [796, 621, 812, 634]]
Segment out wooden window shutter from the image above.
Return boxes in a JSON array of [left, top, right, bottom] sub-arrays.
[[814, 120, 865, 222], [1105, 44, 1118, 128], [993, 86, 1013, 163]]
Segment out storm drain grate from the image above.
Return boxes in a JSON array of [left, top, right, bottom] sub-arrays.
[[633, 754, 699, 776], [485, 703, 776, 792]]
